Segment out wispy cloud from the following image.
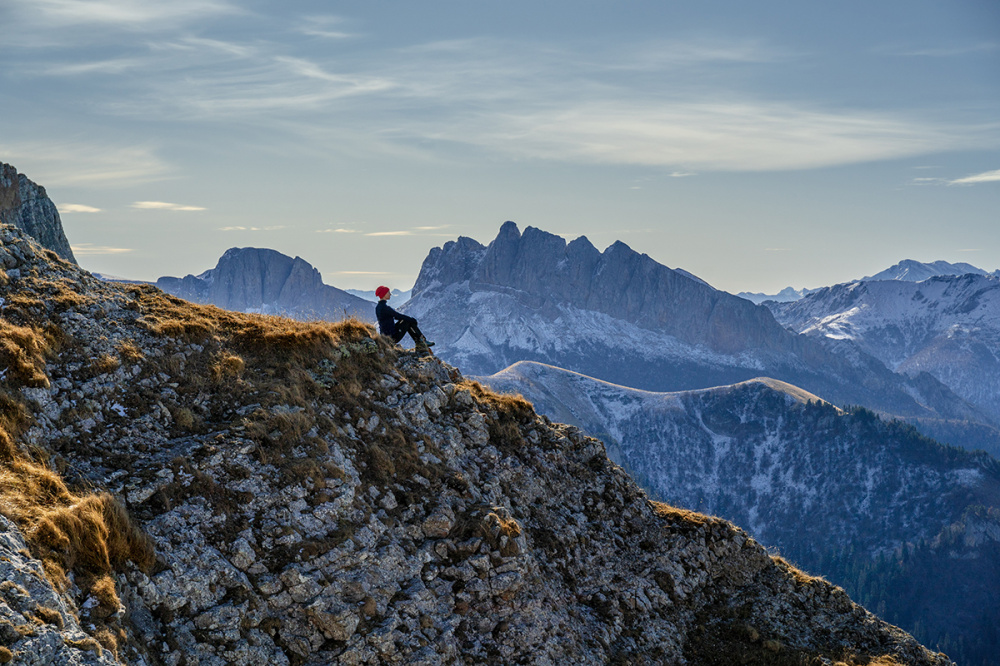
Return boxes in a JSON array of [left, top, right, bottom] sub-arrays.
[[71, 243, 132, 255], [365, 227, 452, 237], [434, 100, 969, 171], [891, 43, 999, 57], [218, 225, 285, 231], [29, 0, 240, 28], [60, 204, 102, 213], [0, 141, 170, 187], [317, 228, 361, 233], [45, 58, 144, 76], [297, 15, 356, 40], [9, 26, 993, 174], [132, 201, 205, 211], [948, 168, 1000, 185]]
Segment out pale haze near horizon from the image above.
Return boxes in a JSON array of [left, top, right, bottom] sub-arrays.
[[2, 1, 998, 295]]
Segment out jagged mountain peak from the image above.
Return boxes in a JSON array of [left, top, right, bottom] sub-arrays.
[[0, 221, 952, 665], [412, 221, 785, 353]]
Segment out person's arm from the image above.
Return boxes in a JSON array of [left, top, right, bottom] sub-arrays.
[[385, 304, 414, 323]]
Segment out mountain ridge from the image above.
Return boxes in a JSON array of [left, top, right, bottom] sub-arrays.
[[156, 246, 373, 323], [478, 359, 1000, 664], [405, 222, 995, 450]]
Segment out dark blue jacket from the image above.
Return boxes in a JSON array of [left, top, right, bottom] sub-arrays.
[[375, 300, 411, 336]]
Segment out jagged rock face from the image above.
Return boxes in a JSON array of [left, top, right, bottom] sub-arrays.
[[405, 222, 994, 451], [0, 163, 76, 264], [480, 362, 1000, 663], [0, 222, 953, 665], [157, 246, 373, 322], [767, 275, 1000, 425], [415, 221, 790, 355]]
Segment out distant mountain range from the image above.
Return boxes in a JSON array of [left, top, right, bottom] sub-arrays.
[[738, 259, 998, 304], [156, 247, 373, 322], [737, 286, 820, 304], [864, 259, 994, 282], [346, 287, 411, 304], [767, 273, 1000, 428], [404, 222, 997, 451], [478, 362, 1000, 664]]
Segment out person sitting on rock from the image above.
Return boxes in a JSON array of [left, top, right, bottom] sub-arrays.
[[375, 286, 434, 353]]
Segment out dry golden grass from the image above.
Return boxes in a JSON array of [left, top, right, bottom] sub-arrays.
[[89, 353, 120, 376], [126, 284, 377, 362], [171, 407, 196, 431], [35, 604, 63, 628], [770, 555, 828, 587], [36, 278, 92, 311], [650, 500, 723, 527], [64, 636, 103, 656], [114, 338, 144, 363], [0, 320, 50, 388], [460, 380, 534, 420], [457, 381, 535, 451], [94, 627, 119, 659], [0, 449, 154, 614], [210, 352, 245, 382]]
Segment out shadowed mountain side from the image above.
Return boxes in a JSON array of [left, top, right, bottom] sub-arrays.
[[479, 360, 1000, 664], [157, 246, 373, 322], [0, 162, 76, 263], [405, 222, 995, 450]]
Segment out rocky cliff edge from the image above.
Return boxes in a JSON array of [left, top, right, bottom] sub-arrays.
[[0, 163, 76, 264], [0, 222, 951, 665]]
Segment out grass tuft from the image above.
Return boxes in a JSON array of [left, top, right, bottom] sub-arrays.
[[458, 381, 535, 451], [0, 320, 51, 388], [650, 500, 722, 527]]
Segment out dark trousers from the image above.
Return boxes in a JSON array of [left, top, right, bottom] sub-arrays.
[[392, 318, 425, 345]]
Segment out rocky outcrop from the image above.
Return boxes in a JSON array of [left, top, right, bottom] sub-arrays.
[[0, 221, 953, 665], [0, 163, 76, 264], [157, 247, 372, 322]]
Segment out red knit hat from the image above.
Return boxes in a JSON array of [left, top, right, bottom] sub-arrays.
[[375, 286, 390, 299]]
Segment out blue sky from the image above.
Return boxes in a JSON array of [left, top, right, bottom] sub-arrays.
[[2, 0, 998, 294]]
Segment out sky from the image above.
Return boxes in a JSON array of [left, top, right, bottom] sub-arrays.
[[2, 0, 998, 295]]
